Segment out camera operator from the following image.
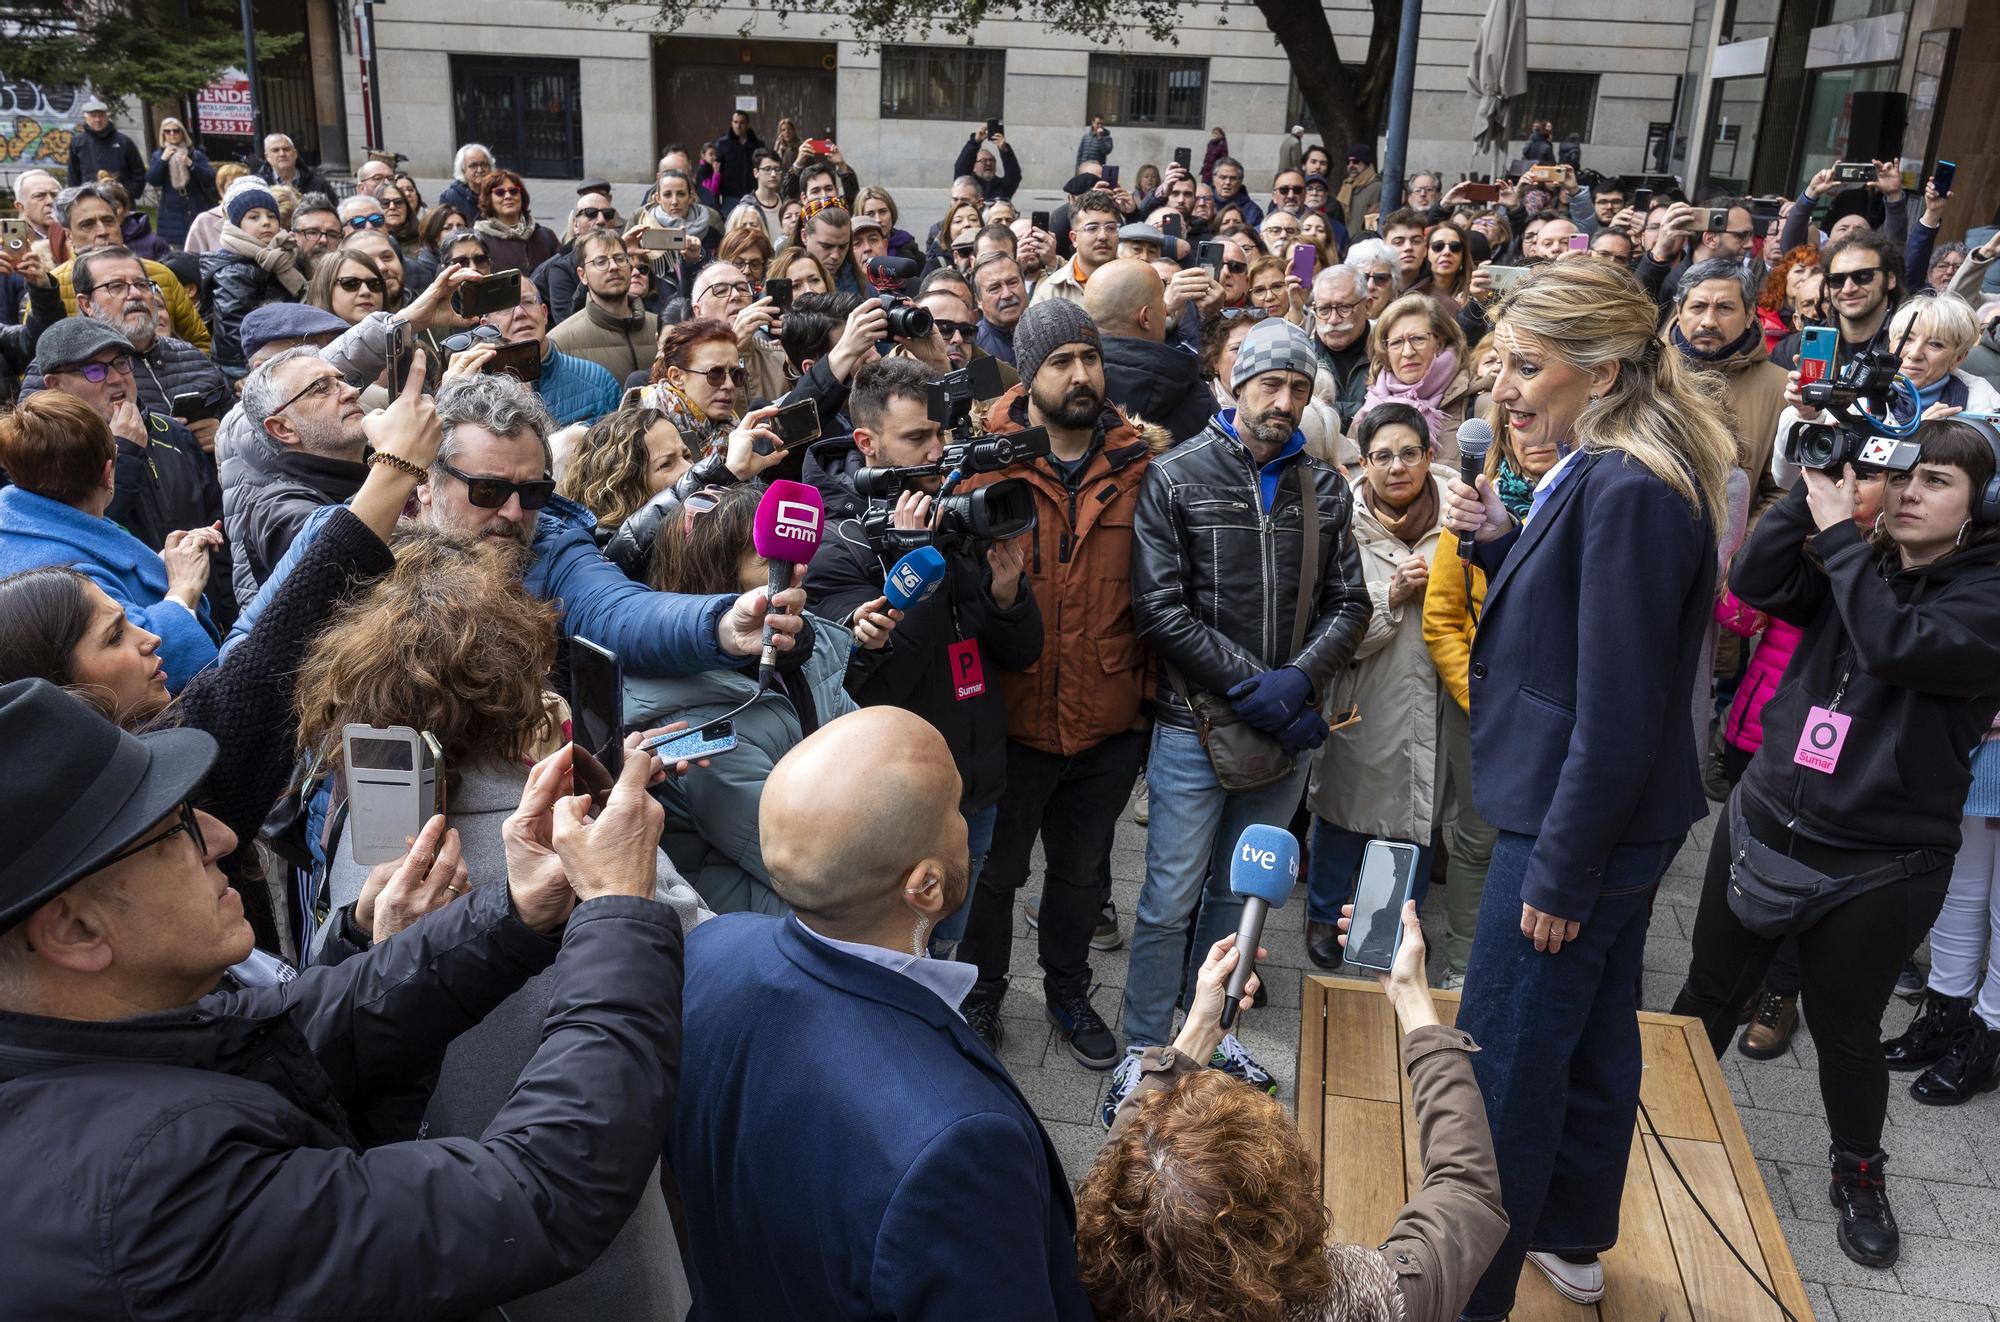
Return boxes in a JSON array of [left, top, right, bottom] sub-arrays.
[[1673, 419, 2000, 1270], [954, 301, 1161, 1065], [803, 359, 1044, 954]]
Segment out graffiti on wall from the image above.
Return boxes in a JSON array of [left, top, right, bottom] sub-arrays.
[[0, 75, 82, 172]]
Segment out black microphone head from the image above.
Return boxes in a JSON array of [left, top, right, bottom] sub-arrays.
[[1457, 417, 1495, 467], [866, 256, 921, 280]]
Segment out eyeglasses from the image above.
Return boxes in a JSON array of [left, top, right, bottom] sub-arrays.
[[1250, 283, 1290, 301], [685, 364, 749, 388], [87, 278, 159, 301], [585, 253, 636, 271], [1386, 334, 1434, 353], [441, 461, 556, 510], [1312, 300, 1362, 319], [66, 355, 134, 383], [934, 319, 976, 341], [1825, 267, 1883, 289], [1365, 445, 1428, 468], [698, 279, 752, 298], [346, 214, 387, 230], [334, 275, 386, 295], [445, 252, 492, 271], [296, 226, 343, 243], [490, 186, 523, 199], [272, 372, 340, 414], [1429, 240, 1464, 254], [441, 325, 504, 354], [93, 800, 207, 874], [1221, 260, 1249, 274], [575, 206, 620, 222], [1362, 271, 1394, 286]]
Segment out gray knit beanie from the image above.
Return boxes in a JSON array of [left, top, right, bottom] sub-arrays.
[[1231, 316, 1319, 391], [1013, 298, 1102, 387]]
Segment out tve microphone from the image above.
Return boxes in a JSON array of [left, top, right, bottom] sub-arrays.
[[751, 479, 826, 686], [1221, 823, 1300, 1028], [1454, 417, 1495, 563], [883, 545, 948, 611]]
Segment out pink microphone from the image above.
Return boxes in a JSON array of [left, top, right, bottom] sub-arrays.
[[750, 479, 826, 684]]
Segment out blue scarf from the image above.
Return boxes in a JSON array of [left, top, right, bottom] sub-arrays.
[[1216, 409, 1306, 511]]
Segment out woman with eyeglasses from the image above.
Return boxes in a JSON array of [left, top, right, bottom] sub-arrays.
[[0, 372, 444, 953], [474, 169, 559, 277], [1412, 220, 1476, 313], [199, 186, 307, 373], [1354, 292, 1473, 460], [628, 480, 896, 915], [1303, 401, 1454, 971], [1246, 254, 1304, 326], [144, 117, 216, 249]]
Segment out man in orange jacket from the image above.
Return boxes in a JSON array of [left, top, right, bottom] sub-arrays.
[[956, 299, 1165, 1068]]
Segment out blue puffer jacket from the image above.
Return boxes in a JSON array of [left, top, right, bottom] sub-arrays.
[[536, 343, 621, 426], [0, 484, 218, 689], [226, 495, 735, 679]]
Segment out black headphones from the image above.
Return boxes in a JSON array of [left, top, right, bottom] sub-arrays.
[[1956, 414, 2000, 526]]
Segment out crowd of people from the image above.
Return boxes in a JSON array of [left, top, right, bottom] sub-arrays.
[[2, 99, 1998, 1321]]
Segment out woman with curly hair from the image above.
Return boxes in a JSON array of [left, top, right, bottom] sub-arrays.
[[557, 400, 695, 541], [1756, 243, 1820, 350], [1080, 909, 1505, 1322]]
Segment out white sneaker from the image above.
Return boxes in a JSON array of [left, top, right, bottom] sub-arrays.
[[1526, 1251, 1605, 1304], [1100, 1051, 1144, 1129]]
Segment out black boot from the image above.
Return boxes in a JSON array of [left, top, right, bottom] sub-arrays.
[[1828, 1145, 1899, 1268], [1306, 920, 1344, 970], [1882, 990, 1971, 1072], [1910, 1023, 2000, 1106]]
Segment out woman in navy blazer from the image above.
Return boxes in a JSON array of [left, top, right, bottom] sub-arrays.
[[1440, 260, 1736, 1320]]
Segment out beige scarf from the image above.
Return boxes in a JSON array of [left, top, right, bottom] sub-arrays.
[[219, 224, 307, 296], [475, 213, 538, 244]]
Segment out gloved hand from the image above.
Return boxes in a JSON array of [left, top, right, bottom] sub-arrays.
[[1226, 666, 1314, 735], [1277, 707, 1331, 756]]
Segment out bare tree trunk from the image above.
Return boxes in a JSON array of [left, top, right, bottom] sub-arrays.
[[1249, 0, 1365, 150]]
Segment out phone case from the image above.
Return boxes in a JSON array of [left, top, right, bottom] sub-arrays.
[[1344, 841, 1418, 973], [646, 723, 738, 760]]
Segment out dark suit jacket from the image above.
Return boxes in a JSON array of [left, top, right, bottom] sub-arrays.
[[1467, 449, 1715, 922], [672, 913, 1093, 1322]]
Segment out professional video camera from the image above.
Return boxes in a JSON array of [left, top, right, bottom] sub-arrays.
[[854, 366, 1048, 554], [1782, 340, 1923, 474]]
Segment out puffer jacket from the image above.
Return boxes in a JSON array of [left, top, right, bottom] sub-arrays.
[[1099, 334, 1215, 443], [973, 387, 1165, 755], [18, 332, 228, 422], [1131, 410, 1371, 728], [624, 614, 859, 915], [198, 248, 300, 371], [1715, 589, 1801, 755], [222, 429, 370, 609]]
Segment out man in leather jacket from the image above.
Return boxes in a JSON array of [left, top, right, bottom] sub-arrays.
[[1107, 316, 1370, 1119]]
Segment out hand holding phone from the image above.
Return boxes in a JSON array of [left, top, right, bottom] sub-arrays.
[[1173, 146, 1193, 172], [451, 269, 525, 318], [762, 276, 793, 312], [1196, 241, 1227, 278], [755, 397, 821, 456], [1337, 839, 1420, 973], [1798, 326, 1838, 386], [568, 638, 624, 808]]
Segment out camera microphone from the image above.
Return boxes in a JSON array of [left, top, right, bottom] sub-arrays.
[[1455, 417, 1495, 563], [1221, 823, 1299, 1028], [866, 256, 921, 282], [750, 479, 826, 687], [883, 546, 948, 610]]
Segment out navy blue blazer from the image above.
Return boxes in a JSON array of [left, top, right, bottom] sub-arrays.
[[672, 913, 1094, 1322], [1467, 449, 1715, 922]]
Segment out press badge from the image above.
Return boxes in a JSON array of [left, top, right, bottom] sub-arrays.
[[948, 639, 986, 700], [1793, 706, 1852, 774]]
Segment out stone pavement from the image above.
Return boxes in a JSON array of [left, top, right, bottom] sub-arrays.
[[989, 803, 2000, 1322]]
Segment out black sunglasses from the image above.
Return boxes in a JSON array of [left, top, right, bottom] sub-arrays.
[[334, 275, 386, 294], [441, 460, 556, 510], [441, 325, 504, 354], [575, 206, 620, 222], [686, 364, 749, 388], [95, 800, 207, 873], [1825, 268, 1882, 289], [934, 319, 976, 340], [1221, 259, 1249, 274]]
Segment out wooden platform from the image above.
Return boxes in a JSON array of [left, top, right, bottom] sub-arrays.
[[1299, 977, 1814, 1322]]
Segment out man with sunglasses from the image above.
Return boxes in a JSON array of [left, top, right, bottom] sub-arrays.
[[236, 370, 808, 681], [337, 195, 388, 234], [549, 231, 659, 384], [532, 186, 622, 325], [1767, 234, 1904, 379], [0, 678, 699, 1320], [480, 272, 620, 427]]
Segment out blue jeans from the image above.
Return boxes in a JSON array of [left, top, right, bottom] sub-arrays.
[[932, 803, 997, 949], [1452, 828, 1683, 1322], [1119, 723, 1312, 1050], [1305, 818, 1433, 925]]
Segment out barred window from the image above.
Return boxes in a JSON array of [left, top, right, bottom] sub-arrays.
[[1506, 72, 1600, 141], [879, 46, 1005, 121], [1087, 55, 1207, 129]]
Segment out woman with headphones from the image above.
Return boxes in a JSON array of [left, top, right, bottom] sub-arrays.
[[1674, 417, 2000, 1271]]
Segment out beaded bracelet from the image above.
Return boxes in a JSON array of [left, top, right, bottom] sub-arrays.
[[367, 450, 428, 480]]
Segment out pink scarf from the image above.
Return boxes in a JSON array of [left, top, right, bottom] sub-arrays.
[[1358, 348, 1459, 452]]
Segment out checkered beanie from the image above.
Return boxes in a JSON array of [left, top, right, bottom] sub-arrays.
[[1013, 299, 1102, 386], [1231, 316, 1318, 391]]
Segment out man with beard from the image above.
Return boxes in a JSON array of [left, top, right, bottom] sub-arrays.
[[1110, 315, 1370, 1123], [973, 252, 1028, 363], [956, 299, 1159, 1066], [231, 371, 811, 679], [549, 230, 659, 383], [37, 184, 210, 351], [289, 194, 344, 274], [674, 707, 1092, 1322], [21, 247, 226, 442], [1085, 258, 1213, 442], [1309, 265, 1373, 428], [1670, 258, 1788, 518], [1032, 191, 1121, 309], [532, 184, 622, 324]]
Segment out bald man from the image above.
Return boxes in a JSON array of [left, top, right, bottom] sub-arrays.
[[1085, 257, 1215, 441], [671, 708, 1093, 1322]]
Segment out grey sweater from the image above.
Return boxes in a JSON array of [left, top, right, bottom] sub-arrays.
[[326, 755, 709, 1322]]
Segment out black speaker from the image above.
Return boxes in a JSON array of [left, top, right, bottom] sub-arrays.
[[1847, 91, 1908, 163]]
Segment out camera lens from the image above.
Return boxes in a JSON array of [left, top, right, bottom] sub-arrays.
[[885, 304, 934, 339], [1793, 423, 1846, 471]]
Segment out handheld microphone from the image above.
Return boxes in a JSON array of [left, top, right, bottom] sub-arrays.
[[883, 545, 948, 610], [1454, 417, 1495, 563], [1221, 823, 1300, 1028], [750, 479, 826, 686]]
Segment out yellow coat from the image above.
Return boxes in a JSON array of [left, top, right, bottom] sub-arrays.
[[1422, 527, 1488, 712], [43, 258, 212, 353]]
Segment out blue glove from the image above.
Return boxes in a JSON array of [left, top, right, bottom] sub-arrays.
[[1226, 666, 1314, 735], [1277, 707, 1331, 756]]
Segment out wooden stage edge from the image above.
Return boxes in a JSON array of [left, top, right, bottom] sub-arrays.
[[1299, 976, 1815, 1322]]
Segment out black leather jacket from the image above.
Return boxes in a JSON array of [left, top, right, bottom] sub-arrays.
[[1131, 414, 1371, 727]]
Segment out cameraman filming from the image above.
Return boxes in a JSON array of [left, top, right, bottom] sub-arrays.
[[1673, 419, 2000, 1271], [804, 359, 1044, 954]]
